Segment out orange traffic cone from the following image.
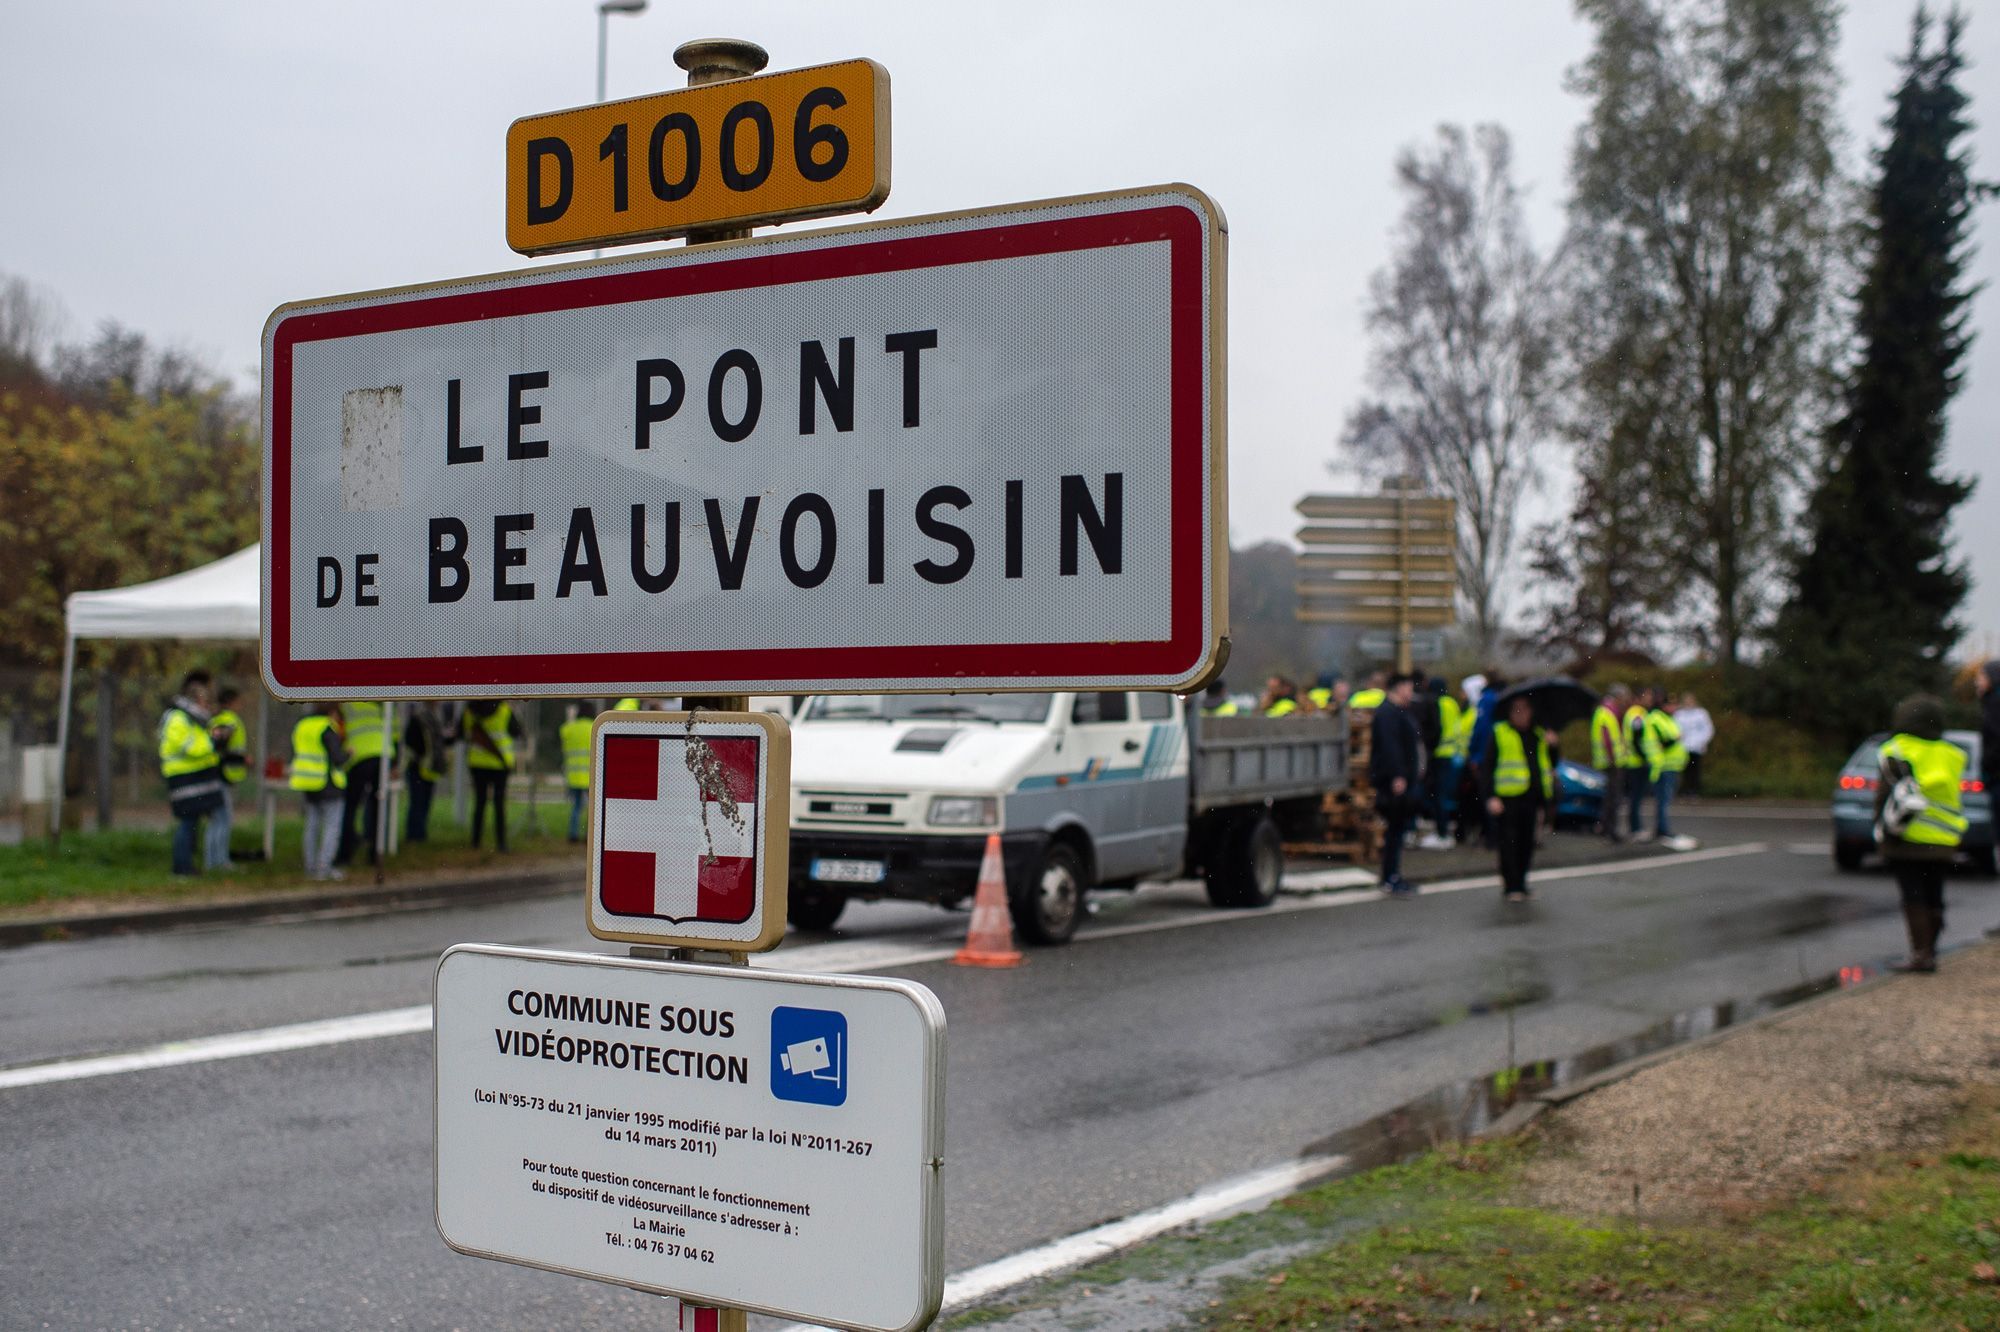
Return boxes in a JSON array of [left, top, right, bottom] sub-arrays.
[[953, 833, 1024, 968]]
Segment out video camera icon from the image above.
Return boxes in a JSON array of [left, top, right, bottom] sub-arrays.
[[771, 1007, 848, 1106]]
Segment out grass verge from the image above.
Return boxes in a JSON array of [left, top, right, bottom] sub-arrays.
[[1, 800, 583, 913], [1206, 1089, 2000, 1330]]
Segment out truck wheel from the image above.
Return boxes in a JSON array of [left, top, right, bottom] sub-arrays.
[[1010, 842, 1086, 945], [1206, 813, 1284, 908], [787, 881, 847, 931], [1833, 839, 1867, 872]]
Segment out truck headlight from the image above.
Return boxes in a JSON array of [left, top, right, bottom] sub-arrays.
[[928, 796, 998, 827]]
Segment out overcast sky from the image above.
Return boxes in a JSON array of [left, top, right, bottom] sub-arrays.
[[7, 0, 1997, 652]]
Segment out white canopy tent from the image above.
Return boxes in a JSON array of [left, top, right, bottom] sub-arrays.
[[53, 545, 289, 853]]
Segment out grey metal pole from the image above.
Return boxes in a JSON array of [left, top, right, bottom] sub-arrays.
[[51, 633, 76, 845], [257, 686, 275, 861], [675, 38, 769, 248]]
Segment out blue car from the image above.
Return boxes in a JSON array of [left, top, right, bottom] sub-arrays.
[[1554, 759, 1607, 828], [1830, 731, 1995, 874]]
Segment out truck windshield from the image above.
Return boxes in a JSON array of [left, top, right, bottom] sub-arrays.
[[802, 693, 1055, 724]]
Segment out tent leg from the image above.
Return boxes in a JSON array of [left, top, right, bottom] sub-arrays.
[[95, 668, 115, 831], [51, 634, 76, 846], [375, 701, 394, 884], [258, 686, 274, 862]]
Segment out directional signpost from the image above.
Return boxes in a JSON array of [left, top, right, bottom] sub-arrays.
[[1293, 485, 1456, 671]]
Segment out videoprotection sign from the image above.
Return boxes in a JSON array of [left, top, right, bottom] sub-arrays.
[[261, 185, 1227, 700]]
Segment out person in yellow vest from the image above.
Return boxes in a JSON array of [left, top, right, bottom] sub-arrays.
[[1200, 680, 1240, 717], [614, 697, 642, 712], [290, 702, 349, 880], [1622, 686, 1655, 841], [1260, 675, 1301, 717], [401, 702, 453, 843], [159, 670, 226, 876], [1305, 674, 1340, 712], [1875, 695, 1969, 973], [1641, 690, 1692, 848], [1419, 676, 1460, 848], [1484, 691, 1553, 902], [560, 703, 595, 843], [1348, 671, 1388, 712], [335, 699, 395, 869], [209, 685, 250, 869], [1590, 683, 1632, 843], [465, 699, 522, 851]]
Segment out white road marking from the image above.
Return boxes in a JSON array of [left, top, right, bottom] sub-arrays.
[[0, 842, 1771, 1091], [1678, 806, 1826, 821], [772, 1152, 1353, 1331]]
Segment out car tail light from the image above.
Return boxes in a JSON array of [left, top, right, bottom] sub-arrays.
[[1838, 774, 1877, 792], [1964, 779, 1986, 794]]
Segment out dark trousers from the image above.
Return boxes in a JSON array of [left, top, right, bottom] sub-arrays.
[[1684, 752, 1704, 796], [336, 758, 382, 866], [1624, 768, 1651, 834], [1597, 760, 1624, 839], [171, 810, 202, 875], [406, 774, 435, 842], [1380, 808, 1411, 885], [470, 768, 509, 850], [1497, 800, 1539, 896], [1893, 860, 1946, 915]]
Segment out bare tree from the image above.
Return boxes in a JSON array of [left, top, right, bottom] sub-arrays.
[[1341, 124, 1559, 655], [0, 273, 65, 379]]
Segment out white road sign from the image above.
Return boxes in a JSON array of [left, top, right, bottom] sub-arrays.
[[261, 184, 1226, 700], [434, 945, 945, 1332], [586, 710, 790, 953]]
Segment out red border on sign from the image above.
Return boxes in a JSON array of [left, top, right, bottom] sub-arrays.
[[268, 203, 1208, 691]]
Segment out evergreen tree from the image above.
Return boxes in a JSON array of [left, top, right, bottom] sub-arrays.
[[1763, 4, 1983, 736]]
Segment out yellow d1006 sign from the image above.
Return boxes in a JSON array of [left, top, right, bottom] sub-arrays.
[[506, 58, 889, 255]]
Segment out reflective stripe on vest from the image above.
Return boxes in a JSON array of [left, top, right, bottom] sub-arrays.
[[289, 716, 345, 792], [468, 704, 516, 771], [1881, 734, 1970, 847], [1591, 705, 1629, 771], [1493, 723, 1553, 799], [159, 708, 219, 780], [560, 718, 593, 790]]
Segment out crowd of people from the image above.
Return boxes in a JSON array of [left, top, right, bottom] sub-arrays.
[[1203, 669, 1713, 901], [155, 677, 641, 880]]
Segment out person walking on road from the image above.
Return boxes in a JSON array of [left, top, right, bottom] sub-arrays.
[[559, 703, 595, 844], [465, 699, 521, 851], [209, 685, 249, 868], [158, 670, 226, 877], [1676, 692, 1715, 796], [1874, 694, 1969, 973], [290, 702, 348, 881], [1624, 687, 1655, 841], [1591, 684, 1631, 842], [1486, 692, 1552, 903], [1371, 672, 1424, 896], [1642, 691, 1692, 849], [1420, 676, 1459, 849]]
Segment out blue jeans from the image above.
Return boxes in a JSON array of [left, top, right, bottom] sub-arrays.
[[1654, 769, 1679, 837], [172, 811, 202, 875], [205, 786, 234, 869], [568, 788, 587, 841], [1626, 769, 1651, 834]]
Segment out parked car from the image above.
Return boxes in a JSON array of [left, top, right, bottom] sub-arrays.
[[1553, 759, 1608, 828], [1830, 730, 1995, 874]]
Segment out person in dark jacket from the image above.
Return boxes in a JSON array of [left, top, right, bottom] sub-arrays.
[[1371, 672, 1424, 896], [1484, 692, 1552, 902], [1978, 661, 2000, 796], [1875, 694, 1970, 973]]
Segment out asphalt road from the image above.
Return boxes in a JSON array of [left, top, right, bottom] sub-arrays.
[[6, 807, 1996, 1330]]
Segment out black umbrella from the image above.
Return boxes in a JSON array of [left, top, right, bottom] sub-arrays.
[[1490, 677, 1601, 732]]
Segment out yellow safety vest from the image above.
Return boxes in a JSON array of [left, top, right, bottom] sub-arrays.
[[1880, 734, 1969, 848], [560, 717, 593, 791], [344, 700, 388, 767], [1436, 695, 1464, 759], [1493, 722, 1553, 799], [289, 715, 346, 792], [1264, 698, 1299, 717], [1349, 689, 1386, 711], [1642, 710, 1688, 781], [1591, 704, 1629, 771], [614, 698, 641, 712], [1454, 706, 1476, 756], [211, 708, 249, 784], [1622, 709, 1650, 769], [1203, 700, 1240, 716], [1306, 688, 1333, 710], [158, 706, 219, 780], [467, 704, 516, 771]]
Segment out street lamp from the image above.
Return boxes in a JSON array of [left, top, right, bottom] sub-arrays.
[[596, 0, 648, 105], [593, 0, 648, 256]]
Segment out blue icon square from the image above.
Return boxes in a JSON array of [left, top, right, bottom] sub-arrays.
[[770, 1007, 848, 1106]]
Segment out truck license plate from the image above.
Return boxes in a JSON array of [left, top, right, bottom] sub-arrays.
[[811, 858, 887, 884]]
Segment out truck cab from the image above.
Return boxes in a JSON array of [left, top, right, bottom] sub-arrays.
[[787, 691, 1193, 943]]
